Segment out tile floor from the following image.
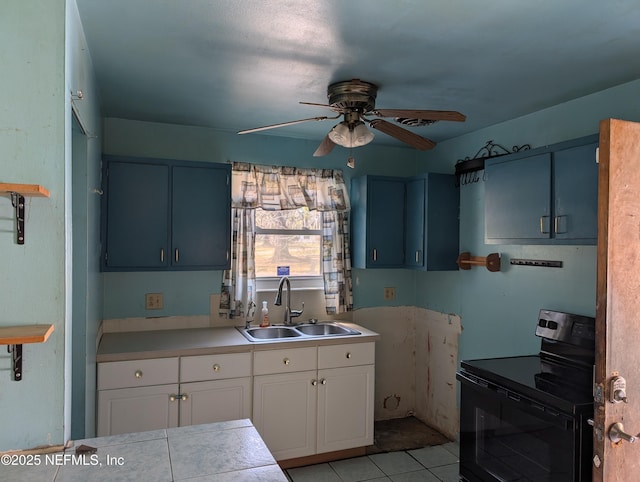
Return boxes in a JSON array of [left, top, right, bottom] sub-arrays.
[[285, 441, 459, 481]]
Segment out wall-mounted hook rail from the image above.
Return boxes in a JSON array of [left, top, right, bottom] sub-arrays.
[[457, 252, 501, 272], [0, 183, 50, 244], [0, 324, 54, 381]]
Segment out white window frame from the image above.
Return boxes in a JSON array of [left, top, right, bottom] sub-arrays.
[[255, 213, 324, 292]]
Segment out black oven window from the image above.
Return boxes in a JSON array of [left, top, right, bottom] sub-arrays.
[[460, 382, 580, 482]]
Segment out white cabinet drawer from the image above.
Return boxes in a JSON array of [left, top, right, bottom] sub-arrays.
[[318, 342, 375, 369], [180, 352, 252, 382], [98, 357, 179, 390], [254, 347, 317, 375]]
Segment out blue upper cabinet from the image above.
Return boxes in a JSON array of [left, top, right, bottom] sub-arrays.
[[102, 157, 231, 271], [352, 174, 459, 270], [172, 166, 231, 268], [484, 135, 598, 245], [485, 153, 552, 241], [352, 176, 405, 268], [553, 142, 598, 241]]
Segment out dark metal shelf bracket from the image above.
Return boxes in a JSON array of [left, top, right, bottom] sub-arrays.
[[7, 344, 23, 381], [10, 192, 25, 244]]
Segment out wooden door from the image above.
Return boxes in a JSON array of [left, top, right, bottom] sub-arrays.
[[594, 119, 640, 480]]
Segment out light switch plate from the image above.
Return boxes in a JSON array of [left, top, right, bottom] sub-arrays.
[[383, 287, 396, 301]]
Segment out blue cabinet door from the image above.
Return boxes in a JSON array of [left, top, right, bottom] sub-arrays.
[[405, 178, 425, 268], [172, 165, 230, 268], [105, 161, 169, 268], [553, 142, 598, 240], [424, 174, 460, 270], [367, 178, 405, 267], [485, 153, 552, 241]]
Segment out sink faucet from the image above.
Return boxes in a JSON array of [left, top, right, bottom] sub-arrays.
[[274, 276, 304, 325]]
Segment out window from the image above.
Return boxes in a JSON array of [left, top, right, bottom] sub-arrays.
[[255, 207, 322, 281]]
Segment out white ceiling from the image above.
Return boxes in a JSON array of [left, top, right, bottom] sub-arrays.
[[76, 0, 640, 150]]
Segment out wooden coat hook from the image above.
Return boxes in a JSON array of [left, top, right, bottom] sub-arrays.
[[457, 252, 501, 272]]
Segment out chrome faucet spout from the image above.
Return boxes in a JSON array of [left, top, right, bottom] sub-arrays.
[[274, 276, 303, 325]]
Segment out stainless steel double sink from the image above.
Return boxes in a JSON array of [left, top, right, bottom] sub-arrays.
[[237, 322, 360, 342]]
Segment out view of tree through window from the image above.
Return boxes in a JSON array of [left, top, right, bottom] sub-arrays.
[[255, 207, 322, 277]]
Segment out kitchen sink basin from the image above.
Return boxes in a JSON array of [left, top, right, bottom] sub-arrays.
[[243, 326, 301, 340], [237, 322, 360, 342], [295, 322, 359, 336]]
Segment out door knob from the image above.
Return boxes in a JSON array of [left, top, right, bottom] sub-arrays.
[[609, 422, 639, 444]]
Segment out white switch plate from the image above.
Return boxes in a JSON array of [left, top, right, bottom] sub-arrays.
[[146, 293, 163, 310], [383, 287, 396, 301]]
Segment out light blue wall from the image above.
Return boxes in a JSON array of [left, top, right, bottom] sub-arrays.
[[0, 1, 67, 451], [101, 118, 420, 319], [415, 79, 640, 363]]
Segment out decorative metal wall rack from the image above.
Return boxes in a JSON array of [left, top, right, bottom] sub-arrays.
[[455, 140, 531, 185]]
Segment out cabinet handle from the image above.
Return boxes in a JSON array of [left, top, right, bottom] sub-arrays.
[[175, 248, 179, 263], [283, 358, 290, 365], [320, 378, 326, 385], [160, 249, 164, 263], [415, 251, 420, 263], [212, 363, 221, 372], [181, 393, 188, 401], [226, 250, 230, 262], [311, 379, 318, 386], [134, 370, 143, 379], [554, 215, 567, 234], [169, 394, 177, 402], [373, 249, 377, 262], [345, 352, 352, 359], [539, 215, 550, 234]]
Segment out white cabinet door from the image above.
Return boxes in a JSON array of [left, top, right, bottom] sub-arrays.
[[253, 370, 317, 460], [180, 378, 251, 426], [97, 384, 179, 436], [317, 364, 375, 454]]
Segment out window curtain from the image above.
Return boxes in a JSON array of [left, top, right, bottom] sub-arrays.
[[219, 162, 352, 320]]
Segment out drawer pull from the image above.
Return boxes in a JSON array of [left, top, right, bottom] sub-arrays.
[[283, 358, 290, 365], [212, 364, 221, 372], [134, 370, 143, 379], [345, 352, 352, 359]]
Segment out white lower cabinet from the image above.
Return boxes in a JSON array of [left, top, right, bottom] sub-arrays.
[[252, 342, 375, 460], [97, 352, 252, 436], [97, 383, 180, 436]]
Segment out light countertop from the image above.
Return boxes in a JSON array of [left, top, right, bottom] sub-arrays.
[[97, 323, 380, 362], [2, 420, 287, 481]]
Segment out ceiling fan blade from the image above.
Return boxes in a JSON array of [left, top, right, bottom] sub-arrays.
[[313, 135, 336, 157], [372, 109, 466, 122], [369, 119, 436, 150], [238, 116, 331, 135], [299, 101, 338, 110]]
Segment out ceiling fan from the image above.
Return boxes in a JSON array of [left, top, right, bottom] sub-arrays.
[[238, 79, 466, 156]]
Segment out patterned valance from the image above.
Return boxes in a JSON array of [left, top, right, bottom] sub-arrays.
[[230, 162, 350, 212]]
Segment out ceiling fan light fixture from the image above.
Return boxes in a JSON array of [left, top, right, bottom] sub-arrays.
[[328, 121, 374, 148]]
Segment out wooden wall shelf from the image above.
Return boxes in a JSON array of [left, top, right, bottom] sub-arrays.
[[0, 182, 50, 244], [0, 324, 54, 381], [0, 183, 50, 198], [457, 252, 501, 272]]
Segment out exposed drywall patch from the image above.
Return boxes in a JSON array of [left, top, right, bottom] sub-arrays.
[[353, 306, 416, 421], [414, 308, 462, 439]]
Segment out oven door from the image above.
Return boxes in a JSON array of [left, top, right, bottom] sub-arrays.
[[457, 371, 592, 482]]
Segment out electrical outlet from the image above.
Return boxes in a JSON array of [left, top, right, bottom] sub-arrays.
[[383, 287, 396, 301], [145, 293, 163, 310]]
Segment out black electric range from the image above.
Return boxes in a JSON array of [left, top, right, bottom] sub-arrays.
[[457, 310, 595, 482]]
